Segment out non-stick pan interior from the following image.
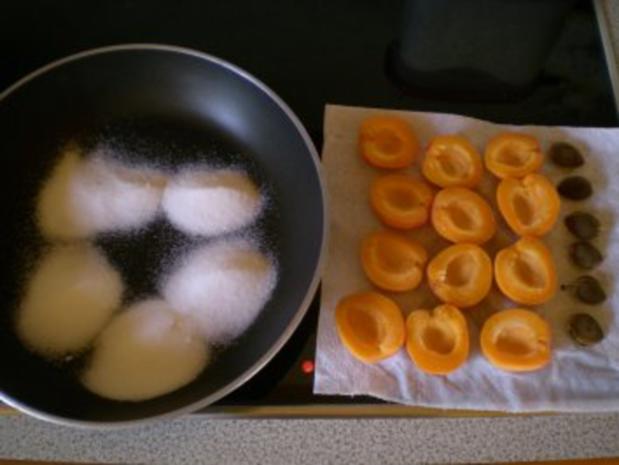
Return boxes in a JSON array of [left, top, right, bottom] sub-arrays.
[[0, 46, 324, 424]]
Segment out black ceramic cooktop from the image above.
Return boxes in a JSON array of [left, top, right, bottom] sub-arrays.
[[1, 0, 617, 407]]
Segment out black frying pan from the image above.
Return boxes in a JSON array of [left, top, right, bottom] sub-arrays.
[[0, 44, 326, 426]]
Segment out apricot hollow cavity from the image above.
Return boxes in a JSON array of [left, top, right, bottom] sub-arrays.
[[497, 173, 560, 237], [422, 135, 483, 188], [494, 237, 557, 305], [335, 291, 405, 364], [361, 231, 428, 292], [427, 243, 492, 307], [480, 308, 551, 372], [485, 132, 543, 179], [406, 304, 469, 375], [431, 187, 496, 244], [370, 174, 434, 229], [359, 115, 419, 169]]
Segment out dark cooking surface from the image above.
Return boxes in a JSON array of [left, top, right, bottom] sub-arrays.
[[1, 0, 617, 409]]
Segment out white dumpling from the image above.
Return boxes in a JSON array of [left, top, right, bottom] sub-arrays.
[[162, 239, 277, 344], [161, 169, 263, 236], [37, 148, 166, 240], [16, 244, 123, 357], [81, 299, 209, 401]]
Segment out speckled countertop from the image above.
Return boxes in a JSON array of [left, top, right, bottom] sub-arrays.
[[1, 413, 618, 464], [2, 2, 619, 464]]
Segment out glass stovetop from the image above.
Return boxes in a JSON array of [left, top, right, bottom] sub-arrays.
[[2, 0, 617, 410]]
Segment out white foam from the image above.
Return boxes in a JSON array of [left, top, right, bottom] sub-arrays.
[[16, 244, 123, 357], [162, 238, 277, 344], [81, 299, 209, 401], [37, 148, 166, 240], [161, 168, 263, 236]]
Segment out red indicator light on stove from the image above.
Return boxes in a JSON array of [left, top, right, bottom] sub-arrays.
[[301, 359, 314, 374]]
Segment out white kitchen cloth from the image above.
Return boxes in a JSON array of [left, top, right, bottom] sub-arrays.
[[314, 104, 619, 412]]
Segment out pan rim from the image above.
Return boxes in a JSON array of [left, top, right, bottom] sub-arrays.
[[0, 43, 329, 429]]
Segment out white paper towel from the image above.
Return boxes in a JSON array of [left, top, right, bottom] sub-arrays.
[[314, 104, 619, 412]]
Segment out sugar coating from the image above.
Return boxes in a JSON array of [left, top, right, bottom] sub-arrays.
[[81, 299, 209, 401], [16, 244, 123, 357], [161, 168, 263, 236], [37, 148, 166, 240], [162, 238, 277, 344]]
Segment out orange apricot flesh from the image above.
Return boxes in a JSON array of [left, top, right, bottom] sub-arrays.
[[361, 231, 428, 292], [422, 134, 483, 188], [359, 115, 419, 169], [427, 243, 493, 308], [485, 132, 543, 179], [481, 308, 551, 372], [431, 187, 496, 244], [335, 291, 405, 364], [406, 304, 469, 375], [494, 237, 557, 306], [370, 174, 434, 229], [497, 173, 560, 237]]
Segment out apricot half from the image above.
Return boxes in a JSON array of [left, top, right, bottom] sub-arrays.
[[481, 308, 551, 372], [370, 174, 434, 229], [427, 243, 492, 307], [361, 231, 428, 292], [335, 291, 405, 364], [494, 237, 557, 305], [422, 135, 483, 188], [359, 115, 419, 169], [431, 187, 496, 244], [497, 173, 560, 237], [406, 304, 469, 375], [485, 132, 543, 179]]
